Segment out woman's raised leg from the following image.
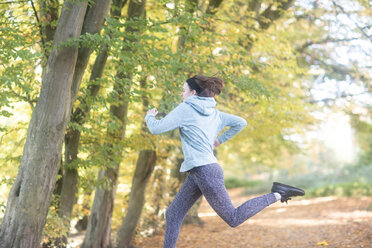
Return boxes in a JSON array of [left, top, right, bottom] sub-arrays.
[[191, 163, 277, 228]]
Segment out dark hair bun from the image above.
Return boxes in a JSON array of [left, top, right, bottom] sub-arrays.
[[194, 75, 224, 97]]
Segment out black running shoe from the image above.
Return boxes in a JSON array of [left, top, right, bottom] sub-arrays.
[[271, 182, 305, 203]]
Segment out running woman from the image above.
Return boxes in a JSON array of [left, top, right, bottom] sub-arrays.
[[145, 75, 305, 248]]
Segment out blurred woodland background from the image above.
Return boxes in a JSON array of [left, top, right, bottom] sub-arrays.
[[0, 0, 371, 247]]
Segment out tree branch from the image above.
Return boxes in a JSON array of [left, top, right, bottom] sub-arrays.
[[301, 51, 370, 83], [247, 0, 261, 16], [206, 0, 223, 15], [258, 0, 295, 30], [308, 91, 370, 104], [297, 37, 362, 52], [331, 0, 372, 42], [29, 0, 46, 49], [0, 1, 28, 4]]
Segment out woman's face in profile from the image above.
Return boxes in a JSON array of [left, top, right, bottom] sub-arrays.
[[181, 82, 196, 101]]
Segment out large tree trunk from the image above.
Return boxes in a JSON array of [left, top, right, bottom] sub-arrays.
[[39, 2, 112, 247], [81, 1, 146, 247], [116, 150, 156, 248], [0, 2, 88, 248]]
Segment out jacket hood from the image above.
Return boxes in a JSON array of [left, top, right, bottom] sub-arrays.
[[185, 96, 216, 116]]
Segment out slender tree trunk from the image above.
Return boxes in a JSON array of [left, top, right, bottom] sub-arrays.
[[242, 0, 296, 52], [147, 165, 166, 235], [58, 1, 127, 233], [116, 150, 156, 248], [257, 0, 295, 30], [58, 39, 111, 219], [80, 79, 130, 248], [38, 0, 59, 57], [75, 191, 93, 232], [60, 129, 80, 221], [0, 2, 88, 248], [177, 0, 198, 50], [81, 158, 124, 248], [58, 0, 112, 225], [70, 0, 112, 106], [38, 0, 60, 75], [82, 1, 146, 247], [115, 75, 157, 247]]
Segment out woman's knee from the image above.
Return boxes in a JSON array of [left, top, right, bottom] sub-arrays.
[[227, 220, 239, 228], [221, 214, 240, 228], [165, 205, 176, 221]]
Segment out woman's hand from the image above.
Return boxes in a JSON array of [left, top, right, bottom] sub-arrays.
[[213, 139, 221, 149], [147, 108, 158, 116]]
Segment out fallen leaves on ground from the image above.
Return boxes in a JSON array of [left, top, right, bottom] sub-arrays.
[[136, 188, 372, 248]]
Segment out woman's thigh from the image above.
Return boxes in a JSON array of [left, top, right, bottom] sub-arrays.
[[167, 173, 203, 217], [190, 164, 235, 215]]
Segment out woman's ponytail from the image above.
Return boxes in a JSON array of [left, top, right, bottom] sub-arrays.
[[186, 75, 224, 97]]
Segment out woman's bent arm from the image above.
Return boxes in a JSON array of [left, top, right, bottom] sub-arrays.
[[145, 104, 185, 134], [217, 112, 247, 144]]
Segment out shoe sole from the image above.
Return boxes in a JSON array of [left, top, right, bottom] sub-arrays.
[[272, 182, 305, 196]]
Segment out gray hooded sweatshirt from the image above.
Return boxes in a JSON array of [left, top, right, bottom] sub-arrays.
[[145, 95, 247, 172]]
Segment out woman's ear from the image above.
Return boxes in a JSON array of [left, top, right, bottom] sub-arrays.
[[192, 90, 197, 95]]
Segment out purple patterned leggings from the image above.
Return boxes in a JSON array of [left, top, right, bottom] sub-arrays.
[[163, 163, 277, 248]]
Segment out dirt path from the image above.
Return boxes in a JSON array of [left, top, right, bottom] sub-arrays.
[[136, 189, 372, 248]]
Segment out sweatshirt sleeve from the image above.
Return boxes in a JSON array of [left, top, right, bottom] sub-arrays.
[[217, 111, 247, 144], [145, 103, 185, 135]]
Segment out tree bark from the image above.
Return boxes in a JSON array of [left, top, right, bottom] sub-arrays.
[[241, 0, 296, 58], [116, 150, 156, 248], [0, 1, 88, 248], [146, 165, 166, 235], [247, 0, 261, 17]]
